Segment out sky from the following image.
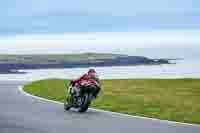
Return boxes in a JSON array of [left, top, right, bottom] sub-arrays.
[[0, 0, 199, 33], [0, 0, 199, 16], [1, 31, 200, 58], [0, 0, 200, 55]]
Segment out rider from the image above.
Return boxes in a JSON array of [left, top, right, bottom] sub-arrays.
[[70, 69, 101, 98]]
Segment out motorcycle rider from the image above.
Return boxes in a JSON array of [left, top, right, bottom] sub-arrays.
[[70, 69, 101, 98]]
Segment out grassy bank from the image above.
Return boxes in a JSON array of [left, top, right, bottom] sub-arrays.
[[23, 79, 200, 124]]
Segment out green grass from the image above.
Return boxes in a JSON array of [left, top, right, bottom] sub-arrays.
[[23, 79, 200, 124]]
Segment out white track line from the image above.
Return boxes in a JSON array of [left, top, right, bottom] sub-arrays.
[[18, 86, 200, 127]]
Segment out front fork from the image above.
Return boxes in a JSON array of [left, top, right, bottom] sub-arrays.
[[67, 85, 81, 106]]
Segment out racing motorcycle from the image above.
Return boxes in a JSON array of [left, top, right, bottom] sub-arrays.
[[64, 79, 100, 112]]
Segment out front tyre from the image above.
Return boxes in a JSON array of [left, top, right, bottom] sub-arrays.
[[64, 95, 71, 111]]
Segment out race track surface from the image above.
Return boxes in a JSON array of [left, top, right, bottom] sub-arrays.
[[0, 81, 200, 133]]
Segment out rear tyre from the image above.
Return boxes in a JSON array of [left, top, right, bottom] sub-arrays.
[[78, 93, 91, 113]]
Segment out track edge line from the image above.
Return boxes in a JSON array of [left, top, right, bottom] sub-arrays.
[[18, 86, 200, 127]]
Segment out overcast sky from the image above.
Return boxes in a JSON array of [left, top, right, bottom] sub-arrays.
[[0, 0, 199, 16], [0, 0, 199, 33], [0, 31, 199, 56], [0, 0, 199, 54]]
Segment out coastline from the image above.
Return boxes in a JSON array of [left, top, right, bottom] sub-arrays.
[[0, 70, 27, 74], [0, 53, 174, 74]]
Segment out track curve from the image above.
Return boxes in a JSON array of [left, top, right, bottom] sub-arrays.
[[0, 81, 200, 133]]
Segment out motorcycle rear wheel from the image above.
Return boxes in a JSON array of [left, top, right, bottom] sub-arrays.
[[78, 93, 91, 113]]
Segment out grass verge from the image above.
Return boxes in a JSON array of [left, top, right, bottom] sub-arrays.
[[23, 79, 200, 124]]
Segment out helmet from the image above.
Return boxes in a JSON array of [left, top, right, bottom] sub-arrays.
[[88, 68, 96, 74], [88, 69, 96, 77]]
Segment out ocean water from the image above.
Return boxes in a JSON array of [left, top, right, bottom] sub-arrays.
[[0, 59, 200, 81]]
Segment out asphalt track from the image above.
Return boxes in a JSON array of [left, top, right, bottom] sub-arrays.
[[0, 81, 200, 133]]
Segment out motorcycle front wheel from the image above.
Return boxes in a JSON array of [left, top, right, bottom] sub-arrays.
[[64, 95, 71, 111]]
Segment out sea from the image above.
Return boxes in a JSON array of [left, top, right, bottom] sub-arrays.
[[0, 58, 200, 81]]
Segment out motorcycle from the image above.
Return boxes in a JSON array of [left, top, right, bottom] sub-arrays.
[[64, 79, 100, 112]]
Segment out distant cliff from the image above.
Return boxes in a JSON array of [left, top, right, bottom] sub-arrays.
[[0, 53, 172, 74]]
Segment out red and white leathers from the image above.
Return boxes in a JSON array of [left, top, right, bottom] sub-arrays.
[[70, 72, 101, 97]]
